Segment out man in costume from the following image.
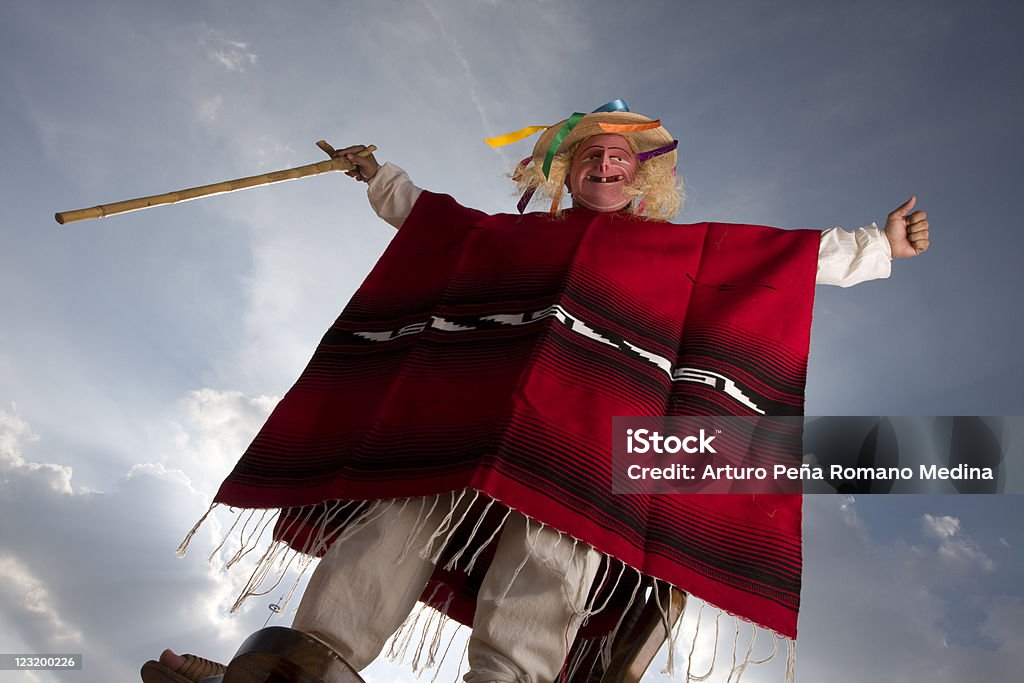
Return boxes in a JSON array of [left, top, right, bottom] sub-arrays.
[[151, 103, 929, 683]]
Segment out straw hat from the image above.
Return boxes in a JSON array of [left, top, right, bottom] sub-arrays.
[[528, 111, 676, 171]]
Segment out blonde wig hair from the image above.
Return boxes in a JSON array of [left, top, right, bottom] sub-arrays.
[[511, 112, 684, 221]]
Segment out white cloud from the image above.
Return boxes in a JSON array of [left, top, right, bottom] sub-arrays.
[[922, 513, 960, 539], [0, 555, 82, 647], [0, 404, 295, 681], [0, 407, 73, 495], [935, 537, 995, 572], [169, 388, 277, 491], [793, 498, 1016, 681], [0, 407, 38, 467], [921, 513, 994, 573], [201, 27, 258, 72]]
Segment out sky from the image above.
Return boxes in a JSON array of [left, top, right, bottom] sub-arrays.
[[1, 0, 1023, 681]]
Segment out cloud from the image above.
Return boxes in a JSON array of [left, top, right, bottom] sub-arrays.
[[0, 402, 295, 682], [8, 388, 1015, 681], [0, 407, 37, 467], [0, 555, 82, 648], [200, 26, 258, 72], [0, 409, 35, 462], [793, 498, 1016, 681], [921, 513, 995, 573], [0, 407, 72, 495], [922, 512, 960, 539], [169, 388, 277, 491]]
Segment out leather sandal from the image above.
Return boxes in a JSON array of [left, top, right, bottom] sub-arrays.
[[141, 653, 226, 683]]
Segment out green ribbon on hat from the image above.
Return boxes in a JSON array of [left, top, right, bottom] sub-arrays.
[[541, 112, 585, 179]]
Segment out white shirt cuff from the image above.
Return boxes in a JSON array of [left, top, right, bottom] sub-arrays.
[[366, 162, 423, 230], [816, 223, 892, 287]]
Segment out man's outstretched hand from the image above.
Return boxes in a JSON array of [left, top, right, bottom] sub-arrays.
[[337, 145, 380, 183], [884, 196, 930, 258]]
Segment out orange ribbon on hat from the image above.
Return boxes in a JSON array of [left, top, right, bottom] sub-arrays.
[[598, 120, 662, 133]]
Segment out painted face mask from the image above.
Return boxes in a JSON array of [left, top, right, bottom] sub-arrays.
[[567, 133, 639, 212]]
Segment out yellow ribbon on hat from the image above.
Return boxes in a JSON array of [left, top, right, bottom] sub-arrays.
[[484, 100, 637, 149], [483, 125, 549, 148]]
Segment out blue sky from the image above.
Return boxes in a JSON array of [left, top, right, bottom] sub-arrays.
[[2, 1, 1022, 681]]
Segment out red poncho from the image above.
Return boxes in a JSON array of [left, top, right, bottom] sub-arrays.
[[214, 192, 819, 639]]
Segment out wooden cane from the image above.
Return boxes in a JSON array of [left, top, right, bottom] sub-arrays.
[[54, 142, 377, 225]]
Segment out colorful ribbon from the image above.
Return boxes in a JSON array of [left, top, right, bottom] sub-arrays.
[[541, 112, 585, 178], [486, 100, 644, 182], [635, 140, 679, 162], [599, 120, 662, 133], [484, 126, 549, 149], [591, 99, 630, 113], [516, 187, 537, 214], [483, 100, 631, 150]]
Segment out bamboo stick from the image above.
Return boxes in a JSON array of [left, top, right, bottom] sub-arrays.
[[55, 143, 376, 225]]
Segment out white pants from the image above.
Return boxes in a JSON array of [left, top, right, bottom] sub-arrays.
[[291, 492, 603, 683]]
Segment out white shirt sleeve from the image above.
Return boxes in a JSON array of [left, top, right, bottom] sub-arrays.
[[816, 224, 892, 287], [363, 163, 893, 286], [365, 162, 423, 230]]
